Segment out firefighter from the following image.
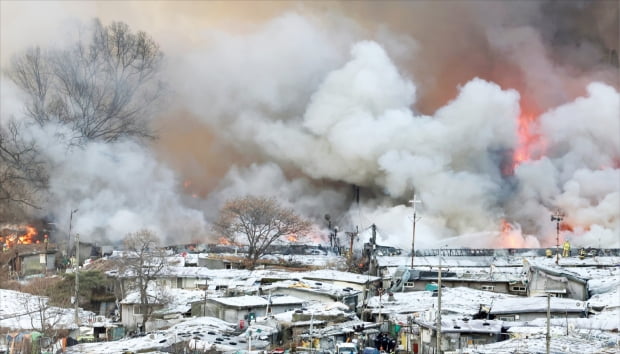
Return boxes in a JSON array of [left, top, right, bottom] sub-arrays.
[[579, 248, 586, 260], [563, 240, 571, 257], [545, 249, 553, 258]]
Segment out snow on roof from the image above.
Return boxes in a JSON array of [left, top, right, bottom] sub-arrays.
[[378, 255, 620, 269], [490, 296, 587, 314], [208, 295, 305, 308], [416, 318, 503, 334], [120, 286, 205, 316], [378, 256, 523, 268], [588, 274, 620, 296], [67, 316, 263, 354], [366, 287, 516, 318], [298, 269, 381, 284], [267, 279, 361, 299], [0, 289, 94, 330], [467, 328, 620, 353], [526, 260, 589, 283]]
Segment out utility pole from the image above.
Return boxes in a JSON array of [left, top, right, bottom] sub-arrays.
[[325, 215, 332, 249], [67, 209, 78, 257], [369, 224, 377, 276], [74, 233, 80, 326], [409, 194, 421, 268], [378, 287, 385, 325], [43, 234, 48, 276], [551, 210, 564, 265], [546, 293, 551, 354], [203, 278, 208, 317], [436, 246, 445, 354]]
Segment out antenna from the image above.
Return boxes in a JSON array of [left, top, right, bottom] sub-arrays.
[[551, 210, 564, 265]]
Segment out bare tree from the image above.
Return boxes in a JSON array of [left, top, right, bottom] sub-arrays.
[[0, 120, 48, 216], [120, 229, 167, 332], [6, 19, 164, 144], [17, 292, 67, 344], [214, 196, 311, 269]]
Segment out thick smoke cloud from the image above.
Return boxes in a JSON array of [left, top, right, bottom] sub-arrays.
[[23, 124, 207, 245], [1, 1, 618, 249]]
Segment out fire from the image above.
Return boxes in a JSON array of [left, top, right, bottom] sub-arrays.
[[513, 114, 537, 166], [501, 219, 512, 234], [0, 224, 39, 248], [287, 234, 298, 243], [218, 237, 232, 246], [506, 112, 545, 174], [497, 219, 523, 248]]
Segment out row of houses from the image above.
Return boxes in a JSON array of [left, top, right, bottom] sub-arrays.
[[73, 248, 619, 353]]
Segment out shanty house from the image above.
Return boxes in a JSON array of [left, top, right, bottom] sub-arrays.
[[488, 296, 588, 322], [202, 294, 305, 324], [269, 280, 361, 311], [415, 319, 505, 354], [524, 261, 589, 300]]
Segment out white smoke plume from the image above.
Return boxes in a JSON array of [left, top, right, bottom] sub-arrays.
[[1, 1, 618, 249]]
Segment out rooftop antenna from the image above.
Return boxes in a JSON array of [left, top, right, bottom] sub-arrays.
[[409, 194, 422, 268], [550, 210, 564, 265]]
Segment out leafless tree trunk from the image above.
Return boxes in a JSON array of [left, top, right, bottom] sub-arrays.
[[6, 19, 164, 144], [214, 196, 311, 269], [1, 18, 164, 215], [0, 120, 48, 216], [120, 229, 167, 331]]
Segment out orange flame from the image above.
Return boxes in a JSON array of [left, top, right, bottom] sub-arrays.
[[0, 225, 39, 248], [497, 219, 522, 248], [287, 234, 298, 243], [218, 237, 232, 246], [512, 113, 538, 168]]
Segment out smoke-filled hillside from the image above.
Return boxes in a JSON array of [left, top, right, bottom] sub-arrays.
[[1, 1, 618, 249]]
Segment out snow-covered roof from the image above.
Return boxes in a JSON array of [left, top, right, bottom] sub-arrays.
[[378, 255, 620, 269], [0, 289, 94, 330], [526, 260, 589, 283], [298, 269, 381, 284], [365, 287, 516, 318], [208, 295, 305, 308], [466, 328, 620, 353], [267, 279, 361, 299], [490, 297, 587, 314], [416, 318, 503, 334]]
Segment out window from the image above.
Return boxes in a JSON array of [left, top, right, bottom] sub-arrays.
[[499, 316, 515, 321], [405, 281, 415, 288], [511, 286, 526, 292], [481, 285, 495, 291], [134, 305, 142, 314]]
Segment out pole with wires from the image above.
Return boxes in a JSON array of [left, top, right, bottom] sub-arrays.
[[409, 195, 421, 268]]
